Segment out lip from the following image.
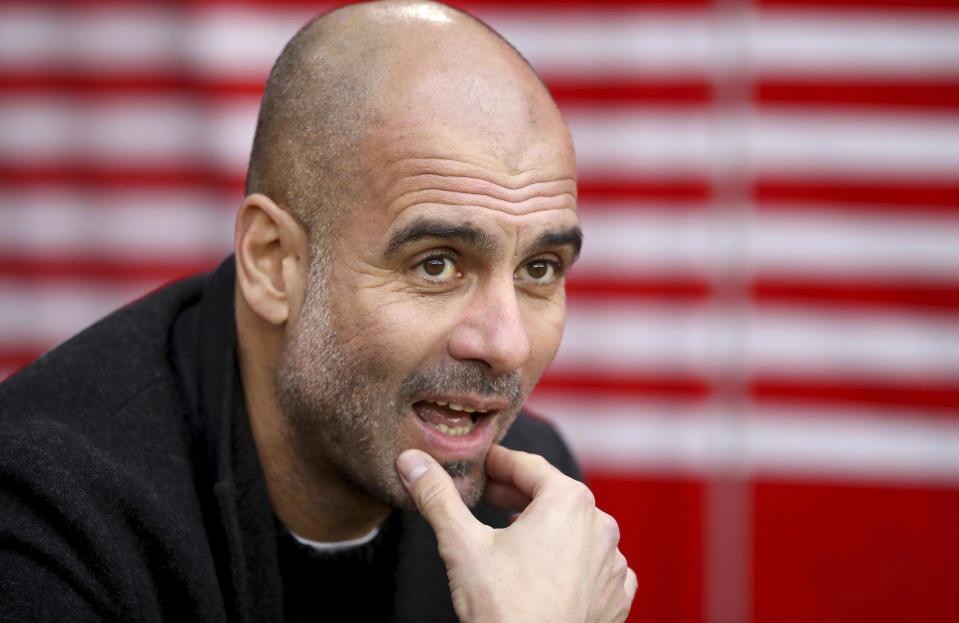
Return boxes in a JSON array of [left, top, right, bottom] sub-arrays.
[[416, 393, 511, 414], [408, 394, 508, 461], [409, 409, 497, 460]]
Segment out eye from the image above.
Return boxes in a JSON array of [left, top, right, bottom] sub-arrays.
[[415, 255, 460, 281], [515, 258, 560, 284]]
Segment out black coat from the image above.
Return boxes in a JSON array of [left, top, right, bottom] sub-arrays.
[[0, 258, 580, 622]]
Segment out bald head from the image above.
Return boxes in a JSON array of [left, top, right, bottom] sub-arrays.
[[245, 0, 569, 244]]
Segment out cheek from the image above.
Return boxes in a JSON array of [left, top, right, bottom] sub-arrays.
[[523, 303, 566, 374], [333, 289, 456, 367], [325, 263, 416, 352]]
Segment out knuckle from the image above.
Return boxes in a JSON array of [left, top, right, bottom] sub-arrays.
[[613, 551, 628, 576], [599, 510, 621, 544], [567, 480, 595, 507], [625, 568, 639, 601], [616, 571, 638, 621]]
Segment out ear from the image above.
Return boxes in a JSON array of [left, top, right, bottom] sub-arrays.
[[234, 193, 309, 326]]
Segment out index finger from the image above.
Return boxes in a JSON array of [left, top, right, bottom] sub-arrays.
[[484, 445, 567, 499]]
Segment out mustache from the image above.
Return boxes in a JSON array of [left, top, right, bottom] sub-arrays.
[[398, 363, 523, 406]]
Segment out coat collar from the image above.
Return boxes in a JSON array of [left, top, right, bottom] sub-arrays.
[[169, 256, 285, 621]]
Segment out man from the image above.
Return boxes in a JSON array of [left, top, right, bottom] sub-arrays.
[[0, 1, 636, 620]]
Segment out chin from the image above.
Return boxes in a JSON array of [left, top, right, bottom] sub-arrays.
[[379, 461, 485, 513], [453, 479, 484, 508], [446, 460, 487, 508]]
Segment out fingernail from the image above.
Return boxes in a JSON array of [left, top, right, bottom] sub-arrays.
[[396, 449, 429, 485]]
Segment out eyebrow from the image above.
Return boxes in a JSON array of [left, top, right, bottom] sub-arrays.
[[384, 218, 584, 262], [528, 226, 583, 261], [384, 218, 499, 258]]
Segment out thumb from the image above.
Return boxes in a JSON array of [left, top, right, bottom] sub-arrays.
[[396, 449, 480, 544]]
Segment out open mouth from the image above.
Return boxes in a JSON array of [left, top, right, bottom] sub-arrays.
[[412, 399, 490, 436]]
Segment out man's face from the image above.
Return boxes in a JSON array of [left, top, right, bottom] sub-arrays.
[[275, 83, 579, 510]]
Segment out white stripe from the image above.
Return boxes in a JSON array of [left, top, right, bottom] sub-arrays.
[[555, 302, 714, 375], [554, 302, 959, 380], [0, 95, 259, 171], [744, 306, 959, 380], [0, 5, 314, 76], [200, 99, 262, 172], [0, 5, 713, 79], [527, 395, 959, 483], [183, 6, 321, 78], [576, 205, 712, 274], [482, 10, 713, 78], [5, 100, 957, 181], [0, 188, 235, 257], [0, 98, 74, 159], [2, 98, 718, 175], [527, 396, 715, 474], [0, 96, 198, 162], [575, 205, 959, 280], [0, 5, 60, 65], [748, 110, 959, 179], [191, 8, 959, 80], [746, 208, 959, 280], [743, 405, 959, 482], [0, 280, 161, 346], [565, 108, 712, 177], [62, 6, 182, 71], [0, 6, 178, 69], [750, 10, 959, 77], [5, 7, 958, 79]]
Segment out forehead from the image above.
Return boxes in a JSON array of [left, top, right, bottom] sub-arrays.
[[366, 99, 574, 194], [353, 128, 578, 250], [343, 52, 578, 246]]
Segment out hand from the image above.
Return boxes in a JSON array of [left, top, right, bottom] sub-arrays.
[[396, 445, 637, 623]]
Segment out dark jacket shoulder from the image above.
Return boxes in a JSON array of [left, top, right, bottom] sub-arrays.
[[0, 273, 226, 622]]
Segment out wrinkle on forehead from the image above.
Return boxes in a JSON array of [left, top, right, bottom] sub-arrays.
[[402, 172, 577, 199], [382, 158, 575, 189], [363, 144, 576, 212], [387, 166, 575, 207], [389, 188, 575, 218], [378, 157, 577, 218]]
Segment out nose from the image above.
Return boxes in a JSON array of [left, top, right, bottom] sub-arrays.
[[447, 276, 531, 375]]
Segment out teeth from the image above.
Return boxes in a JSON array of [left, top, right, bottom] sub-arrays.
[[417, 400, 492, 436], [431, 421, 475, 436], [426, 400, 488, 414]]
